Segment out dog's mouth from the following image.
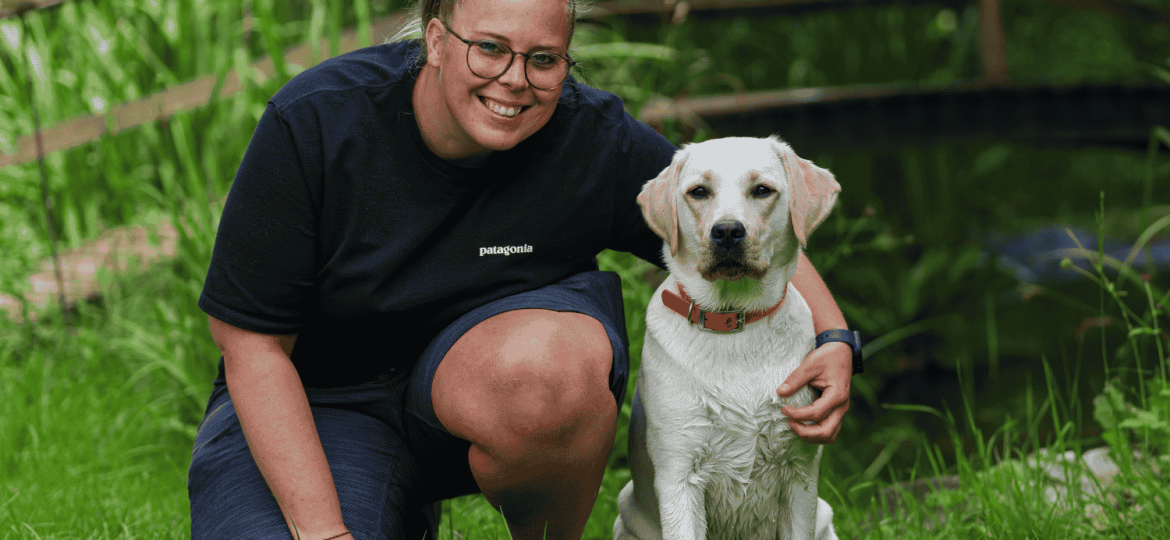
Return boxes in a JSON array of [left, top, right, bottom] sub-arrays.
[[705, 260, 747, 281], [700, 255, 766, 281]]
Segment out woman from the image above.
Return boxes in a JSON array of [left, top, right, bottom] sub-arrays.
[[188, 0, 854, 538]]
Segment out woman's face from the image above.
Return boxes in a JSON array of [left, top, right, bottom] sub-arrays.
[[422, 0, 570, 159]]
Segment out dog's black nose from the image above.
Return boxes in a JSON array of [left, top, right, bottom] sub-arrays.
[[710, 222, 746, 248]]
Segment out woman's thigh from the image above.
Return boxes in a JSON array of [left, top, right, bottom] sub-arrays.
[[188, 381, 437, 540]]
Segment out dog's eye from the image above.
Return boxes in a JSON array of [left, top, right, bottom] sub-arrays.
[[751, 185, 774, 198], [688, 186, 709, 199]]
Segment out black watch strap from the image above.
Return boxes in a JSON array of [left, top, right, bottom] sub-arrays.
[[815, 329, 863, 375]]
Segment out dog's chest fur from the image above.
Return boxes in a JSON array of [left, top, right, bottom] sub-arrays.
[[642, 278, 821, 539]]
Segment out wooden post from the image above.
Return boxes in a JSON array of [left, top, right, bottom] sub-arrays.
[[979, 0, 1011, 84]]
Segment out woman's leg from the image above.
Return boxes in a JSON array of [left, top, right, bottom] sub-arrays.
[[433, 309, 618, 540], [189, 378, 438, 539], [407, 271, 631, 540]]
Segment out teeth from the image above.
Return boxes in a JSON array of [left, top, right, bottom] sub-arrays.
[[484, 98, 521, 118]]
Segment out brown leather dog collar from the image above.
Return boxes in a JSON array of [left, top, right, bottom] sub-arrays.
[[661, 283, 786, 333]]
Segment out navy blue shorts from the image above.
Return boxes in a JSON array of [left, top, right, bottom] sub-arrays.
[[188, 271, 630, 539]]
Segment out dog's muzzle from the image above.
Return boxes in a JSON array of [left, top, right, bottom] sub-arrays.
[[703, 221, 766, 281], [710, 222, 746, 250]]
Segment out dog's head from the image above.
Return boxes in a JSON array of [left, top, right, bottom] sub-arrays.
[[637, 136, 840, 282]]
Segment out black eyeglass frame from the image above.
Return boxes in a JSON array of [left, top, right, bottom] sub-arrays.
[[442, 22, 576, 91]]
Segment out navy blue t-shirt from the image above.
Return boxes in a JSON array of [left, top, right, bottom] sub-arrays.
[[199, 40, 677, 387]]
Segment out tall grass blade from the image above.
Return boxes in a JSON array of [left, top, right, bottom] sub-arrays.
[[19, 11, 70, 328], [1123, 214, 1170, 268], [574, 42, 679, 62], [883, 403, 946, 420], [1144, 127, 1170, 229], [308, 0, 326, 66], [355, 0, 372, 48], [985, 291, 999, 379], [860, 317, 938, 358], [1041, 355, 1063, 445], [328, 0, 342, 57], [254, 0, 289, 82], [1143, 280, 1167, 372]]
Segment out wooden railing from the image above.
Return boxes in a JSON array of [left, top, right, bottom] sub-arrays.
[[0, 10, 409, 168], [0, 0, 66, 19], [639, 82, 1170, 153], [3, 0, 1168, 169]]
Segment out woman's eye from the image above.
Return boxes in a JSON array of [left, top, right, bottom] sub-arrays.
[[529, 53, 560, 69], [752, 185, 773, 198], [688, 186, 709, 199], [476, 41, 505, 55]]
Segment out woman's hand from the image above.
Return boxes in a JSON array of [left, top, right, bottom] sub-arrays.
[[777, 341, 851, 443], [777, 252, 853, 444]]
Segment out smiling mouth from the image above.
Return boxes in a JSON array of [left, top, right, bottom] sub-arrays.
[[480, 96, 530, 118]]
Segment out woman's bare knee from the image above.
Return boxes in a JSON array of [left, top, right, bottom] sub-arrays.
[[432, 309, 614, 448]]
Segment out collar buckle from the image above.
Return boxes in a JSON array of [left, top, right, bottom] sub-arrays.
[[691, 301, 747, 333]]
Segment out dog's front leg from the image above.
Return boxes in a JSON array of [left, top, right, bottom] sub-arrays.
[[637, 325, 711, 540], [645, 423, 708, 540], [640, 370, 710, 539]]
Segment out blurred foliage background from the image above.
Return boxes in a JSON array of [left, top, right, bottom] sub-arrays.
[[1, 0, 1168, 537]]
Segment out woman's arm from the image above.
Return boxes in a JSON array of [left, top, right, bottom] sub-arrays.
[[792, 252, 848, 332], [776, 252, 852, 444], [210, 316, 351, 540]]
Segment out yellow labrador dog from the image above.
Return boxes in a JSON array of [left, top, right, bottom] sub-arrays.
[[614, 136, 840, 540]]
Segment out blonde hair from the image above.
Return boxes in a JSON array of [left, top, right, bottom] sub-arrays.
[[390, 0, 586, 63]]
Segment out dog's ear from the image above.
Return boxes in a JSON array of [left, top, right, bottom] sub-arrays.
[[772, 137, 840, 248], [637, 149, 688, 256]]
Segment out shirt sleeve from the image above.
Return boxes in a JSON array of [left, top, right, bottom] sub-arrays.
[[609, 113, 677, 270], [198, 102, 323, 334]]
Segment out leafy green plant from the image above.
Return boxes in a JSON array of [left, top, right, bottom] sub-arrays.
[[1094, 379, 1170, 457], [1078, 193, 1170, 467]]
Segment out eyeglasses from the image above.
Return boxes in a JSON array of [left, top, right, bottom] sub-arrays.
[[442, 22, 575, 91]]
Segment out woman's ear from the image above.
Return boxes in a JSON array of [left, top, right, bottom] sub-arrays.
[[423, 17, 446, 68]]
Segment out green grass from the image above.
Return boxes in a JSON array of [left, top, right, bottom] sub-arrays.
[[0, 286, 196, 538], [827, 198, 1170, 539], [1, 0, 1169, 537]]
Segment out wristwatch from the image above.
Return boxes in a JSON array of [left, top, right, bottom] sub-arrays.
[[815, 329, 864, 375]]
